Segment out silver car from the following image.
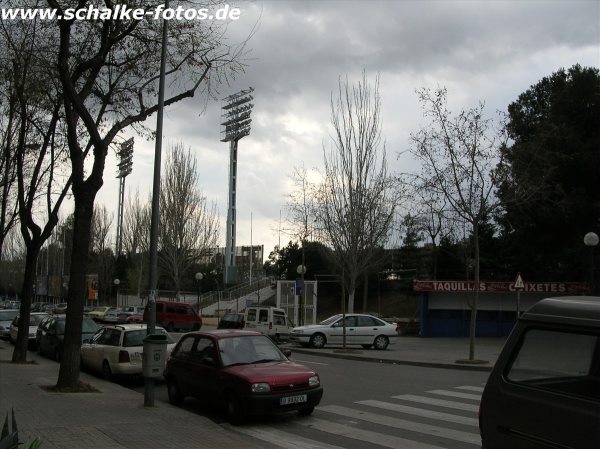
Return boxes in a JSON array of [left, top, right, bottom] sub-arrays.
[[290, 313, 398, 350], [0, 309, 19, 340], [9, 312, 49, 347]]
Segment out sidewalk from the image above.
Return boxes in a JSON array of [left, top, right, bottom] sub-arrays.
[[283, 336, 506, 371], [0, 334, 505, 449], [0, 339, 263, 449]]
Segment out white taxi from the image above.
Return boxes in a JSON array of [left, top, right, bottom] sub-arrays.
[[80, 324, 175, 380]]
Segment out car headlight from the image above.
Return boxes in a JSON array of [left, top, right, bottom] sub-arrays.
[[308, 375, 320, 387], [251, 383, 271, 393]]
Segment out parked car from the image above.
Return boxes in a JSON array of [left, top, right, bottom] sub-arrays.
[[9, 312, 49, 348], [244, 306, 293, 341], [218, 312, 246, 330], [116, 306, 145, 324], [0, 309, 19, 340], [290, 313, 398, 350], [164, 330, 323, 424], [102, 307, 123, 324], [480, 296, 600, 449], [143, 301, 201, 332], [31, 302, 50, 313], [52, 303, 68, 314], [87, 306, 114, 322], [37, 314, 100, 361], [80, 324, 175, 380]]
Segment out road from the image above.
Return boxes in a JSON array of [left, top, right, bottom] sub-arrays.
[[127, 348, 489, 449]]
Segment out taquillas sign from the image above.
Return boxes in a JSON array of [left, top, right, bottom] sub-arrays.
[[413, 280, 589, 293]]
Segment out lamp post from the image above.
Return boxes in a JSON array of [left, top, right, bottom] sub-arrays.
[[114, 279, 120, 306], [297, 264, 307, 326], [195, 272, 203, 316], [584, 232, 598, 295]]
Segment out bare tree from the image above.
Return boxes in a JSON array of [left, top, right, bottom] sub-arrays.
[[0, 14, 73, 363], [159, 143, 219, 296], [39, 0, 246, 388], [90, 205, 114, 304], [410, 87, 507, 361], [316, 72, 397, 314], [283, 164, 320, 324], [122, 188, 150, 299]]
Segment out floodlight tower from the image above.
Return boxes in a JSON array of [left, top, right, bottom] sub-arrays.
[[115, 138, 134, 256], [221, 87, 254, 285]]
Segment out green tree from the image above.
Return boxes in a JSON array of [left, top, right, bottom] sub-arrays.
[[497, 65, 600, 281]]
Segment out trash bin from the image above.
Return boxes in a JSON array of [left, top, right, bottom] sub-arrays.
[[142, 333, 168, 378]]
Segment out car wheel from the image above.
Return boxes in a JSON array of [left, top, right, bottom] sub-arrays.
[[361, 344, 372, 349], [298, 406, 314, 416], [102, 361, 113, 381], [167, 322, 175, 332], [373, 335, 389, 350], [309, 333, 326, 349], [226, 393, 245, 425], [167, 378, 184, 406]]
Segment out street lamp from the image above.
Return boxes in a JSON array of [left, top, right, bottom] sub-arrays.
[[584, 232, 599, 295], [297, 264, 307, 326], [195, 272, 203, 316], [114, 278, 120, 306]]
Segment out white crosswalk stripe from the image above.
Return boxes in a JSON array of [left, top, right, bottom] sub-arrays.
[[224, 424, 345, 449], [298, 417, 449, 449], [228, 384, 485, 449], [455, 385, 485, 392], [391, 394, 480, 412], [356, 399, 479, 426], [427, 389, 482, 401], [319, 404, 481, 445]]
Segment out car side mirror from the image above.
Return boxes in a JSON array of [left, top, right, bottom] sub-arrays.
[[282, 349, 292, 358]]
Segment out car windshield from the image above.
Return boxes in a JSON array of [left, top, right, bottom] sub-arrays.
[[320, 315, 342, 326], [29, 314, 47, 325], [218, 335, 286, 367], [123, 328, 174, 347], [55, 318, 98, 333], [0, 310, 18, 321], [93, 307, 107, 312]]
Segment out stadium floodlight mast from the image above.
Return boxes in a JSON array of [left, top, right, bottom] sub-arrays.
[[115, 138, 134, 256], [221, 87, 254, 285]]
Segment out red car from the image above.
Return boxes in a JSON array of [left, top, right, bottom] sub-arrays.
[[164, 330, 323, 424]]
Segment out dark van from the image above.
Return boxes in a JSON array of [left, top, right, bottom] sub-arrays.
[[143, 301, 202, 332], [479, 296, 600, 449]]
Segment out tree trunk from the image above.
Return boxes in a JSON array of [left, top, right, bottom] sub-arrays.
[[11, 247, 40, 362], [468, 225, 480, 361], [56, 190, 95, 388]]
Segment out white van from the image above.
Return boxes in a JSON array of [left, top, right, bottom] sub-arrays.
[[244, 306, 293, 341]]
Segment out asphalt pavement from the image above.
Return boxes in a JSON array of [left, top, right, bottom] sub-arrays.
[[0, 325, 506, 449]]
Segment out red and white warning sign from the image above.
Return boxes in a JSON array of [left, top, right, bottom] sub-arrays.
[[514, 272, 525, 290]]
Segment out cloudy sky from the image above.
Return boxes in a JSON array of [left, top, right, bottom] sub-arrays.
[[94, 0, 599, 257]]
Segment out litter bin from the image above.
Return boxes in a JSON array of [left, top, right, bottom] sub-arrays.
[[142, 333, 168, 378]]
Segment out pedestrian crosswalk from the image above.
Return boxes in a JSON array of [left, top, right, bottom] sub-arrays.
[[227, 385, 484, 449]]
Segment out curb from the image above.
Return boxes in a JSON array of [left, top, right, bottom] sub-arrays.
[[288, 347, 494, 372]]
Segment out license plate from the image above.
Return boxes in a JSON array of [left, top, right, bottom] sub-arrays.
[[280, 394, 307, 406]]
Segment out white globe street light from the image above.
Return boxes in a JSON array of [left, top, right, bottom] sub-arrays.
[[296, 265, 307, 326], [114, 278, 120, 306], [584, 232, 599, 295], [195, 272, 204, 315]]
